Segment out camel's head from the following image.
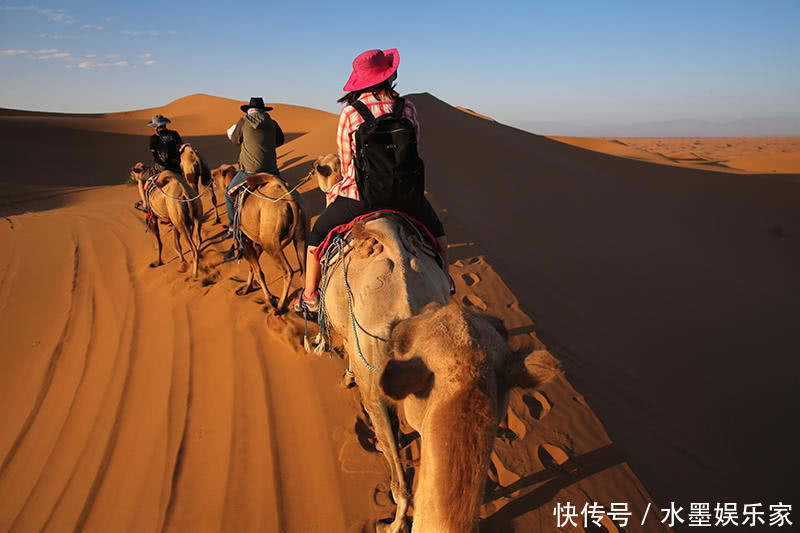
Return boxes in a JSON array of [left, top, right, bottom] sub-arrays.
[[379, 301, 560, 532], [129, 162, 147, 182], [211, 163, 238, 190], [381, 300, 560, 412], [309, 153, 342, 198]]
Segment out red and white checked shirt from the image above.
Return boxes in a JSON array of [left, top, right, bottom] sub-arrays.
[[328, 93, 420, 204]]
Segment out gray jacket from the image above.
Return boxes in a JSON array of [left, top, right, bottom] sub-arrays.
[[229, 110, 285, 174]]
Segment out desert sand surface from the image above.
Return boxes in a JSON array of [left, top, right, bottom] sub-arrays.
[[551, 136, 800, 174], [1, 93, 797, 532]]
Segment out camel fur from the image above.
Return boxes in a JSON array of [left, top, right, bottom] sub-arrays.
[[129, 162, 202, 278], [308, 153, 342, 206], [180, 144, 220, 226], [380, 301, 560, 532], [211, 164, 308, 311], [307, 214, 450, 533]]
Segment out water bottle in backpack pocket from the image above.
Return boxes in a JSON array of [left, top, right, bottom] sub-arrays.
[[351, 98, 425, 212]]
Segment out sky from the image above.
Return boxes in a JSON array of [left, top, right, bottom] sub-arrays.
[[1, 0, 798, 134]]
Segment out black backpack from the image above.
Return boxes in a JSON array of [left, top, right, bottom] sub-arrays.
[[351, 98, 425, 211]]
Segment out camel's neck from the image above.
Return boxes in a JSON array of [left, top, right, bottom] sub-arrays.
[[412, 388, 496, 533]]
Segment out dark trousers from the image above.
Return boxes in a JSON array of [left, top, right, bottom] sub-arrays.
[[308, 196, 445, 247]]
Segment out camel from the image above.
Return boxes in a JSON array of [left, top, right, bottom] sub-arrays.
[[129, 162, 202, 278], [309, 153, 342, 206], [306, 214, 451, 532], [179, 144, 221, 225], [211, 164, 308, 311], [380, 301, 560, 532]]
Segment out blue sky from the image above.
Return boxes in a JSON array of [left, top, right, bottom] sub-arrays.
[[1, 1, 798, 132]]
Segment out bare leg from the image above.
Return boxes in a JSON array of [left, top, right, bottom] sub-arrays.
[[303, 245, 321, 296]]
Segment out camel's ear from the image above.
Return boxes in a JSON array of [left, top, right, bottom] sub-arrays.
[[316, 164, 332, 177], [380, 357, 433, 400], [503, 350, 560, 390], [388, 315, 421, 355]]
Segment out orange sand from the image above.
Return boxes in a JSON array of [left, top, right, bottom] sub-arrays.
[[552, 136, 800, 173], [2, 93, 798, 532]]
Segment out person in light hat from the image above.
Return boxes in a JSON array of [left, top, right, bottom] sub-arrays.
[[295, 48, 449, 314], [135, 114, 183, 208]]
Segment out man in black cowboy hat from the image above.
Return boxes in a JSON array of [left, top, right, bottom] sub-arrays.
[[223, 97, 285, 256], [135, 114, 184, 208]]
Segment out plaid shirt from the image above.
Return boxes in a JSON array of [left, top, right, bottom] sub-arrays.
[[329, 93, 420, 204]]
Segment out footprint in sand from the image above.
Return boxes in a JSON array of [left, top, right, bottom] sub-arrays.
[[461, 272, 480, 287], [522, 391, 552, 420], [462, 294, 487, 311], [538, 443, 571, 470]]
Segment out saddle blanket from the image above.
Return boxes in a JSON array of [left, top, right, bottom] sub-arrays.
[[312, 209, 443, 263]]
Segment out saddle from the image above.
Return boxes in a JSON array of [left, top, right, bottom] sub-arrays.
[[228, 173, 286, 247], [313, 210, 443, 268], [227, 173, 283, 200]]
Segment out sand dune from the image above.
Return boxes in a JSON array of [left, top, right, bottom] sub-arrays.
[[553, 135, 800, 174], [2, 92, 797, 532], [411, 92, 800, 508]]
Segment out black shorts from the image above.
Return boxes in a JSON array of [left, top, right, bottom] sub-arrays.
[[308, 196, 445, 247]]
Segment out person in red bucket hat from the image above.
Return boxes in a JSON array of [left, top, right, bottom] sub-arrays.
[[296, 48, 449, 314]]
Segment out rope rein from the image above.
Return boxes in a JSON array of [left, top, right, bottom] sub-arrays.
[[316, 235, 376, 372], [239, 175, 311, 203], [154, 183, 213, 202]]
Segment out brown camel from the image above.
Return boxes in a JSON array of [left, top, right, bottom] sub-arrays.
[[380, 301, 560, 532], [306, 214, 450, 533], [129, 162, 202, 278], [211, 164, 308, 311], [308, 153, 342, 206], [180, 144, 221, 226]]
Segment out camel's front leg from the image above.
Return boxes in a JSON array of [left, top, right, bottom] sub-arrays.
[[364, 397, 410, 533]]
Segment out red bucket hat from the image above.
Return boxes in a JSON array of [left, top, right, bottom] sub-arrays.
[[343, 48, 399, 92]]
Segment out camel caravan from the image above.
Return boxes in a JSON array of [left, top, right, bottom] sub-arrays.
[[129, 47, 559, 532], [133, 150, 559, 531]]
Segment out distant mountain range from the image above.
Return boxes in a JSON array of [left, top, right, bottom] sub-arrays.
[[514, 115, 800, 137]]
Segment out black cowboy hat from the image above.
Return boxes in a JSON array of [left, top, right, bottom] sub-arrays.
[[240, 97, 273, 112]]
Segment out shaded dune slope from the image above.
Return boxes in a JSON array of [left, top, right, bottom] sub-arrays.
[[408, 92, 800, 505]]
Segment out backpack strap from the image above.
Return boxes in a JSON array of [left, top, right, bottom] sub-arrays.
[[350, 100, 375, 123], [393, 97, 405, 117]]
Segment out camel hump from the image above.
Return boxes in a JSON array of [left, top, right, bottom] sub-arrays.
[[245, 172, 283, 189]]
